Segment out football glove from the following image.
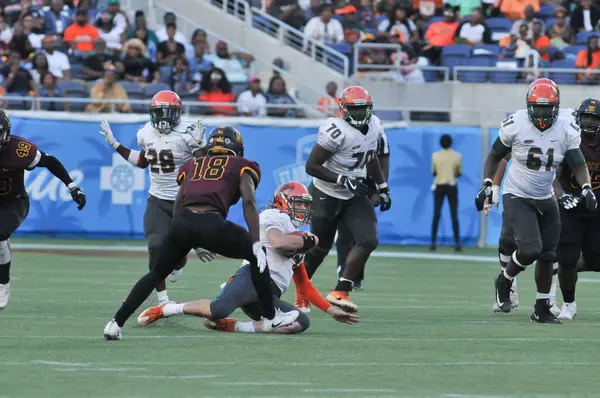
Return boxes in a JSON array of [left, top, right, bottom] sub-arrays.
[[252, 241, 268, 273], [195, 119, 206, 145], [484, 185, 500, 215], [68, 183, 86, 210], [379, 186, 392, 212], [558, 193, 579, 210], [338, 175, 369, 196], [194, 247, 216, 262], [99, 121, 119, 149], [580, 184, 597, 211], [475, 179, 493, 212]]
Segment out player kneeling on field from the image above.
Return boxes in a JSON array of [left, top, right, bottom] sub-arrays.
[[137, 182, 359, 333]]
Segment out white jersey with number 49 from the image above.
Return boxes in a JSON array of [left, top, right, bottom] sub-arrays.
[[137, 121, 204, 201], [314, 115, 384, 200], [500, 109, 581, 200]]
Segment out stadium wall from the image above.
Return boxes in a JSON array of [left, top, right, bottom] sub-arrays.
[[10, 112, 501, 246]]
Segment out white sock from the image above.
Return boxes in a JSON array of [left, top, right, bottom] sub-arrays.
[[162, 302, 185, 317], [550, 263, 558, 303], [499, 254, 510, 271], [503, 268, 515, 281], [234, 321, 255, 333], [536, 292, 550, 300], [157, 290, 169, 304]]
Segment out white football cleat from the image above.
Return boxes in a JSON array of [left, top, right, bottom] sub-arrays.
[[262, 308, 299, 331], [168, 269, 183, 283], [557, 302, 577, 320], [103, 319, 122, 340], [550, 302, 561, 317], [0, 282, 10, 309], [510, 278, 519, 308]]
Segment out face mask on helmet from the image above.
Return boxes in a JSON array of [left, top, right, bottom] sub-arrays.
[[0, 129, 9, 151], [579, 112, 600, 137], [527, 103, 558, 131], [288, 198, 313, 227], [343, 103, 373, 128], [150, 107, 181, 133]]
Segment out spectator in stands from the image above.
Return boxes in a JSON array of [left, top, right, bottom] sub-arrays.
[[377, 4, 419, 47], [155, 12, 188, 45], [576, 35, 600, 84], [267, 0, 306, 30], [501, 23, 535, 59], [338, 5, 365, 44], [571, 0, 600, 33], [188, 42, 213, 78], [523, 48, 543, 82], [1, 51, 37, 95], [304, 0, 321, 21], [29, 52, 49, 85], [198, 67, 236, 116], [77, 0, 98, 20], [10, 22, 34, 60], [43, 0, 73, 34], [454, 7, 491, 45], [257, 57, 296, 97], [0, 85, 7, 109], [38, 71, 67, 111], [531, 19, 551, 62], [127, 11, 158, 44], [130, 22, 157, 62], [104, 0, 128, 34], [0, 13, 12, 45], [170, 55, 192, 93], [236, 76, 267, 117], [447, 0, 481, 19], [355, 0, 377, 29], [317, 81, 338, 115], [266, 75, 297, 118], [494, 0, 539, 21], [42, 35, 71, 80], [388, 34, 425, 83], [82, 38, 117, 80], [64, 9, 100, 54], [510, 5, 536, 39], [86, 63, 131, 113], [157, 23, 186, 66], [205, 40, 252, 84], [422, 7, 458, 65], [547, 7, 574, 48], [304, 4, 345, 48], [122, 38, 158, 83], [188, 29, 211, 57], [22, 11, 45, 50], [96, 11, 124, 53]]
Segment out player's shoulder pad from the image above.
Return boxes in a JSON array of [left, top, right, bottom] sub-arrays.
[[10, 135, 37, 153], [239, 157, 261, 185], [500, 111, 523, 133], [172, 121, 197, 134], [137, 121, 153, 136], [556, 115, 581, 136], [259, 208, 286, 226], [370, 114, 384, 130]]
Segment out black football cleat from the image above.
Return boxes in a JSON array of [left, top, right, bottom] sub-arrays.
[[494, 272, 512, 313], [531, 300, 562, 324]]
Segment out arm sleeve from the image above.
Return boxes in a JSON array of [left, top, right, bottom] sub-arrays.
[[377, 127, 390, 157], [241, 160, 261, 187], [566, 121, 582, 150], [292, 263, 331, 312], [36, 152, 74, 186], [317, 119, 344, 152]]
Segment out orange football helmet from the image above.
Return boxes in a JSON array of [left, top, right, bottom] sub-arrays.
[[338, 86, 373, 128], [526, 83, 560, 131], [150, 90, 182, 133], [529, 78, 559, 94], [273, 181, 313, 227]]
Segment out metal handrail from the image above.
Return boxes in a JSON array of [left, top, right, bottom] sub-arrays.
[[208, 0, 349, 77], [452, 65, 595, 81]]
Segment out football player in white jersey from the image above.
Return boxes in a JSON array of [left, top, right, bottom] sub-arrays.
[[99, 90, 215, 305], [476, 82, 596, 323], [486, 78, 567, 314], [135, 182, 359, 334], [297, 86, 391, 313]]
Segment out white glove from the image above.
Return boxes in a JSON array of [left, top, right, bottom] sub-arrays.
[[195, 119, 206, 145], [194, 247, 216, 262], [99, 120, 119, 149], [484, 185, 500, 216], [252, 241, 268, 273]]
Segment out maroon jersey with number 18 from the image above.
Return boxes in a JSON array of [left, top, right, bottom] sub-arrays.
[[177, 155, 261, 217], [0, 136, 38, 204]]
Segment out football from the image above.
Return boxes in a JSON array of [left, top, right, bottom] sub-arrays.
[[277, 231, 308, 258]]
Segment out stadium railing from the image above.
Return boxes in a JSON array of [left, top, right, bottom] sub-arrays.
[[208, 0, 350, 77], [452, 65, 595, 84]]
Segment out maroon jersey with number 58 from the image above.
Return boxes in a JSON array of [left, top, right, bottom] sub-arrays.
[[0, 136, 38, 203], [177, 155, 261, 217]]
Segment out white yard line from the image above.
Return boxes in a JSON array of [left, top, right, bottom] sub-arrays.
[[214, 381, 311, 386], [132, 375, 221, 379], [302, 389, 396, 393]]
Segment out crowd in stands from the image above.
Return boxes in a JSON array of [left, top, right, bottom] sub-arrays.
[[0, 0, 303, 116]]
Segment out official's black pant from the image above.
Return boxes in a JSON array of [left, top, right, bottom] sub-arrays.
[[114, 208, 276, 326], [431, 184, 459, 245]]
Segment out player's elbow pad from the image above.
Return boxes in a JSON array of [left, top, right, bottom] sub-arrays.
[[127, 150, 141, 166]]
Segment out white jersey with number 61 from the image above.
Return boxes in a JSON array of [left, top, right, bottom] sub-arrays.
[[137, 121, 204, 201], [500, 109, 581, 200], [314, 115, 384, 200]]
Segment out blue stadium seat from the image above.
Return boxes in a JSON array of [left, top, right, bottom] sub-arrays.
[[128, 93, 147, 113], [64, 92, 87, 112], [159, 66, 172, 84], [120, 82, 144, 96], [143, 82, 171, 98], [563, 45, 586, 58], [376, 15, 387, 26], [69, 63, 83, 79], [459, 56, 495, 83], [540, 4, 557, 18], [329, 43, 352, 55], [231, 82, 247, 97], [472, 44, 501, 56], [545, 18, 556, 28], [547, 46, 560, 61], [57, 80, 86, 95], [486, 17, 513, 33], [576, 31, 600, 45], [491, 60, 519, 83], [441, 45, 470, 75], [374, 109, 403, 121], [549, 59, 578, 84]]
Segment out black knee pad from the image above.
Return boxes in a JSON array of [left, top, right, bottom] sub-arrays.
[[498, 236, 516, 256], [295, 311, 310, 333], [515, 248, 541, 267], [209, 299, 234, 320], [539, 251, 557, 264], [357, 237, 378, 254]]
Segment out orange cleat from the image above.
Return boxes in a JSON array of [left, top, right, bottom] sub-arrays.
[[203, 317, 237, 332], [137, 304, 166, 326], [326, 290, 358, 313], [295, 288, 311, 313]]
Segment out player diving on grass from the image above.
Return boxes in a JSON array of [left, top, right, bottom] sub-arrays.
[[99, 90, 216, 306], [136, 181, 359, 333], [476, 81, 596, 324], [0, 110, 86, 309], [104, 126, 300, 340], [295, 86, 392, 314]]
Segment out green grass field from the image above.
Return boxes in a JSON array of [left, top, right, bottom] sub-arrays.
[[2, 241, 600, 398]]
